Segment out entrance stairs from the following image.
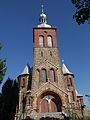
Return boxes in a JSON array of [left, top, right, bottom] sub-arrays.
[[15, 112, 65, 120]]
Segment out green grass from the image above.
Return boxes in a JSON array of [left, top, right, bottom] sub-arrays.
[[79, 116, 90, 120], [83, 116, 90, 120]]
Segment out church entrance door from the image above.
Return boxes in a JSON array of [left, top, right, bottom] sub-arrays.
[[38, 92, 62, 113]]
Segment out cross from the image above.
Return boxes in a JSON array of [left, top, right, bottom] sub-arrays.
[[62, 59, 64, 63], [41, 5, 44, 13]]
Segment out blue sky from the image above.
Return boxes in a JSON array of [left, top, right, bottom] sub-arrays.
[[0, 0, 90, 108]]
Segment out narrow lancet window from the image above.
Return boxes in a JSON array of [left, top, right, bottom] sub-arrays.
[[39, 36, 44, 47], [36, 69, 40, 81], [47, 36, 52, 47], [42, 69, 47, 82], [22, 78, 25, 88], [50, 69, 55, 82], [41, 51, 43, 57], [72, 91, 75, 101]]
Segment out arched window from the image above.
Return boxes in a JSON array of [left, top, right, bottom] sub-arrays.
[[50, 69, 55, 82], [41, 51, 43, 57], [70, 78, 73, 86], [28, 97, 30, 105], [36, 69, 40, 81], [22, 78, 25, 88], [47, 36, 52, 47], [42, 69, 47, 82], [72, 91, 75, 101], [50, 51, 52, 56], [39, 36, 44, 47]]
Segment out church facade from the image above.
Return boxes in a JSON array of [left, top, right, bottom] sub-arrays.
[[15, 7, 84, 120]]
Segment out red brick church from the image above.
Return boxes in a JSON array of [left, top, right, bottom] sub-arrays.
[[15, 6, 84, 120]]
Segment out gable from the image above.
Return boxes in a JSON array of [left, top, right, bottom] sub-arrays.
[[31, 81, 68, 97], [35, 59, 58, 70]]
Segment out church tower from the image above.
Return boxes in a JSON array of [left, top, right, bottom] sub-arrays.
[[30, 6, 68, 113], [15, 6, 84, 120]]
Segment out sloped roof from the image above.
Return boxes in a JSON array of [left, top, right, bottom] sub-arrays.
[[62, 63, 74, 77], [20, 64, 30, 75], [76, 90, 83, 97], [37, 23, 51, 28]]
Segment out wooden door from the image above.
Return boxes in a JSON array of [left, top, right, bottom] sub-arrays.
[[50, 99, 57, 112], [41, 99, 48, 112]]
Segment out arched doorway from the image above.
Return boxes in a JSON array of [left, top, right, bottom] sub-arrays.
[[37, 91, 62, 113]]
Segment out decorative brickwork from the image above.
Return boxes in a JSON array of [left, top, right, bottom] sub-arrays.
[[14, 9, 84, 120]]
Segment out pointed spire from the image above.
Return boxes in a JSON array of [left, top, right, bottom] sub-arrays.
[[62, 60, 74, 77], [37, 5, 51, 28], [75, 89, 83, 97], [20, 64, 30, 75]]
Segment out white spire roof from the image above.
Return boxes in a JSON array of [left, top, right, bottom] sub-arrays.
[[62, 62, 74, 77], [37, 5, 51, 28], [75, 90, 83, 97], [20, 64, 30, 75]]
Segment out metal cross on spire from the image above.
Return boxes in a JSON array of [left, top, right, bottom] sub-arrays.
[[41, 4, 44, 13], [62, 60, 64, 63]]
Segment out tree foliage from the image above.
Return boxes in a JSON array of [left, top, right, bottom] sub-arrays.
[[71, 0, 90, 25], [0, 43, 6, 84], [0, 78, 19, 120]]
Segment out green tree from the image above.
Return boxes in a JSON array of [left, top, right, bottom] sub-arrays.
[[71, 0, 90, 25], [0, 43, 6, 84], [0, 93, 3, 120], [0, 78, 19, 120]]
